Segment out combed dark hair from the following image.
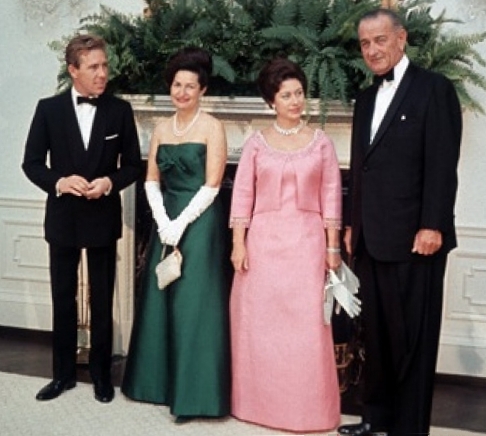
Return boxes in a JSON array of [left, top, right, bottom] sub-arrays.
[[359, 8, 404, 30], [65, 34, 106, 68], [257, 58, 308, 108], [164, 47, 213, 89]]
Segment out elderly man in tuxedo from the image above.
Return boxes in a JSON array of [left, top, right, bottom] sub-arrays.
[[338, 8, 462, 436], [22, 34, 142, 403]]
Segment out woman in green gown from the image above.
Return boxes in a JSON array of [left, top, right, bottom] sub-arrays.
[[121, 48, 231, 421]]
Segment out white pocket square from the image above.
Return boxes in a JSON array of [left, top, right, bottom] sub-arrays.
[[105, 134, 119, 140]]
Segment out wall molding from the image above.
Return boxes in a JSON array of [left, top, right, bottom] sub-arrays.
[[438, 225, 486, 376], [0, 191, 135, 355]]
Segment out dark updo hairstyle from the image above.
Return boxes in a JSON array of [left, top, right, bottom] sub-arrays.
[[164, 47, 213, 89], [257, 57, 308, 108]]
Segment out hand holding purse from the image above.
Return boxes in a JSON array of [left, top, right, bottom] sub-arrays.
[[155, 245, 183, 290]]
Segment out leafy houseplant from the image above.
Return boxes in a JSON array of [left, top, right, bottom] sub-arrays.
[[50, 0, 486, 121]]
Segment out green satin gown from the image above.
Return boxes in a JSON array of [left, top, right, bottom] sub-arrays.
[[121, 143, 231, 418]]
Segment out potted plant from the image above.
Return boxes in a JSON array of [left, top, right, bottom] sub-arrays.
[[49, 0, 486, 118]]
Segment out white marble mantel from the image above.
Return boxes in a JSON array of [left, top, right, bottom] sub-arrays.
[[122, 95, 353, 166]]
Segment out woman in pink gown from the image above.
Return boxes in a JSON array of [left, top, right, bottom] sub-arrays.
[[229, 58, 342, 433]]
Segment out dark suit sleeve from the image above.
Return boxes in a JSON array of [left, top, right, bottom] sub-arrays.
[[420, 75, 462, 233], [106, 101, 142, 192], [22, 100, 61, 195]]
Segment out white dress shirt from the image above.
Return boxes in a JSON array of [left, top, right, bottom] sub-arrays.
[[72, 88, 97, 149], [370, 55, 410, 143]]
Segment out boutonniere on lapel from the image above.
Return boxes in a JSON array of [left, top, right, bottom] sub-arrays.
[[400, 114, 406, 121]]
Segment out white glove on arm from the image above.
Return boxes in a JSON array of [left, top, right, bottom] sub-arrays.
[[161, 185, 219, 246], [144, 181, 170, 237]]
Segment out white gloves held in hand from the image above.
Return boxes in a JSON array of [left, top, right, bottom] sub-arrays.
[[323, 262, 361, 325], [158, 185, 219, 246], [159, 217, 187, 246]]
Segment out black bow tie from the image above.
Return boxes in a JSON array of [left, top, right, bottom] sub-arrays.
[[373, 69, 394, 86], [77, 96, 98, 106]]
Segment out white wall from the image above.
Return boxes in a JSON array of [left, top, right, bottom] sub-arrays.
[[431, 0, 486, 227], [430, 0, 486, 378]]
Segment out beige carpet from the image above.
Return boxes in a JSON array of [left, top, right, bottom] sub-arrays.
[[0, 372, 480, 435]]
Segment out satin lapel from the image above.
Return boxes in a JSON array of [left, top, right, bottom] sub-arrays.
[[361, 88, 377, 153], [84, 96, 108, 178], [367, 64, 416, 155], [62, 90, 89, 172]]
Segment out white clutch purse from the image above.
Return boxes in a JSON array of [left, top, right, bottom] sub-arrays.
[[155, 245, 183, 290]]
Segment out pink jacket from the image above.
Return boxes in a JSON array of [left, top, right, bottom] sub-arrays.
[[230, 129, 342, 229]]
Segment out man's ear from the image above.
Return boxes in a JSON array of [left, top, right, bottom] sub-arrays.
[[398, 29, 408, 51], [67, 64, 78, 80]]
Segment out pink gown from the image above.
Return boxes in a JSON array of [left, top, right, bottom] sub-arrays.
[[229, 129, 342, 432]]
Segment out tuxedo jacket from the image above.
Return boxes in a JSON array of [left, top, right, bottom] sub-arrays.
[[22, 89, 142, 248], [345, 63, 462, 262]]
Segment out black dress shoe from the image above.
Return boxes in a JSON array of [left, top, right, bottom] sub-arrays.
[[36, 379, 76, 401], [93, 380, 114, 403], [337, 421, 372, 435]]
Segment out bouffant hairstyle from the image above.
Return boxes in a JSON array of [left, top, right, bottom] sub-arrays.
[[164, 47, 213, 89], [65, 34, 106, 68], [257, 58, 308, 108]]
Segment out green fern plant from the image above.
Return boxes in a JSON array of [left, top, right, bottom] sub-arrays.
[[50, 0, 486, 121], [403, 3, 486, 114], [177, 0, 267, 96], [49, 1, 198, 94], [261, 0, 380, 121]]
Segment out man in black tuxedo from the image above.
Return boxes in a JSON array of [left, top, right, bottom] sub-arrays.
[[22, 34, 142, 403], [338, 8, 462, 436]]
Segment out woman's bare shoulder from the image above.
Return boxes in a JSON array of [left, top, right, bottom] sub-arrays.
[[151, 116, 172, 142], [200, 111, 224, 130]]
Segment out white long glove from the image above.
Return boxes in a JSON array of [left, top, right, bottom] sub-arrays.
[[160, 185, 219, 246], [324, 262, 361, 323], [144, 181, 170, 239]]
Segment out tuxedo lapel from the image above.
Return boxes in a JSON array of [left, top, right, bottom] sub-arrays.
[[61, 91, 90, 172], [367, 64, 417, 155], [361, 88, 377, 152], [84, 97, 107, 177]]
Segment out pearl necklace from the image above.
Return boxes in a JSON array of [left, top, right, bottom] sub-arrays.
[[273, 120, 304, 136], [172, 108, 201, 137]]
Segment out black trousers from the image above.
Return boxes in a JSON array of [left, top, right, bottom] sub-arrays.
[[49, 243, 117, 383], [355, 244, 447, 435]]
